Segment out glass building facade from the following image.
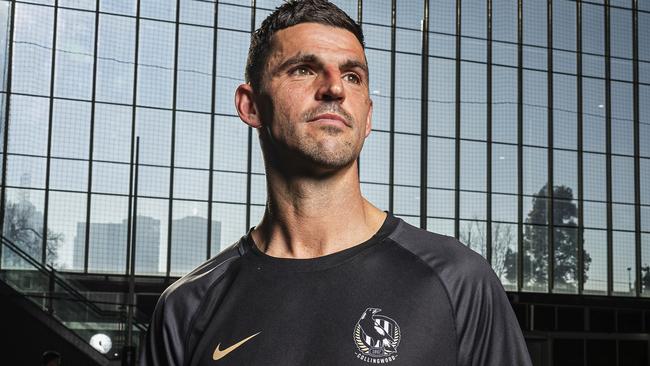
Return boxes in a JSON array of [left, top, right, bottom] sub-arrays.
[[0, 0, 649, 298]]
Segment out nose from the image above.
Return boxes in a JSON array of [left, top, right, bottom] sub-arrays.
[[315, 68, 345, 103]]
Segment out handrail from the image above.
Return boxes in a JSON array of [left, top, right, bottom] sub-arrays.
[[1, 235, 147, 331]]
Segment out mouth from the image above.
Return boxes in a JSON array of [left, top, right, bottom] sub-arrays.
[[309, 113, 351, 128]]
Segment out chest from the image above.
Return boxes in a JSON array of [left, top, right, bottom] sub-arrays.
[[189, 265, 457, 366]]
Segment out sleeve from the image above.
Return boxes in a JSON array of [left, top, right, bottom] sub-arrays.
[[138, 291, 186, 366], [453, 255, 532, 366]]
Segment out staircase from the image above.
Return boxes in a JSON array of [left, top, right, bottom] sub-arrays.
[[0, 236, 148, 365]]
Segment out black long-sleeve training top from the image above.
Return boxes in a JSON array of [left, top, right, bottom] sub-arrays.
[[140, 213, 532, 366]]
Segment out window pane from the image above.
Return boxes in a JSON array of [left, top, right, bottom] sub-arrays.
[[583, 78, 606, 152], [612, 231, 635, 296], [460, 62, 486, 140], [523, 71, 547, 146], [492, 143, 517, 194], [137, 20, 175, 108], [2, 188, 45, 266], [175, 112, 210, 169], [46, 191, 86, 271], [553, 226, 578, 294], [96, 14, 135, 104], [460, 140, 486, 191], [52, 100, 90, 159], [12, 3, 53, 96], [394, 53, 421, 134], [8, 95, 49, 156], [492, 222, 518, 290], [583, 229, 607, 295], [180, 0, 214, 27], [134, 198, 167, 275], [459, 220, 487, 258], [170, 200, 208, 276], [177, 25, 213, 112], [553, 74, 577, 150], [428, 137, 455, 190], [54, 9, 94, 100], [93, 103, 132, 163], [492, 66, 518, 144], [87, 194, 128, 273], [360, 130, 389, 184], [136, 107, 172, 166], [0, 2, 12, 92], [429, 58, 455, 138], [394, 133, 420, 187], [523, 224, 548, 292], [523, 146, 547, 197], [211, 203, 246, 254], [367, 49, 391, 131]]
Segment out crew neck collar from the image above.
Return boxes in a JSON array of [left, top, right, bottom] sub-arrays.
[[243, 212, 399, 272]]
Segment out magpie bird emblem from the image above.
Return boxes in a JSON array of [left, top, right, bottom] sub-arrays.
[[353, 308, 401, 361]]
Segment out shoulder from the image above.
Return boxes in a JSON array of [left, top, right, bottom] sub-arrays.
[[388, 218, 495, 284], [157, 239, 246, 314], [141, 238, 249, 365]]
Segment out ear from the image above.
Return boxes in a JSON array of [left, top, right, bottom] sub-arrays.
[[235, 83, 263, 129], [364, 98, 373, 137]]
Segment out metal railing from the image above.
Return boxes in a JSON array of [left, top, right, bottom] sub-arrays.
[[0, 235, 147, 361]]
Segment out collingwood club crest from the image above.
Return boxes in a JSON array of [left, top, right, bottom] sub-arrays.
[[353, 308, 401, 363]]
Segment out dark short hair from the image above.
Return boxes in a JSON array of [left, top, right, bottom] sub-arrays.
[[245, 0, 365, 92], [42, 350, 61, 365]]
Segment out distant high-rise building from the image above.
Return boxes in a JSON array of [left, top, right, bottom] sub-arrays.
[[73, 216, 161, 274], [170, 216, 221, 276]]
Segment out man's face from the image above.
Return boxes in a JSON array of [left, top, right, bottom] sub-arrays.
[[256, 22, 372, 173]]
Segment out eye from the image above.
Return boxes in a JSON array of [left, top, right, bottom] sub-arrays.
[[343, 73, 361, 84], [290, 66, 313, 76]]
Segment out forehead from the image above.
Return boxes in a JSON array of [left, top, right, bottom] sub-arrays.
[[268, 23, 366, 66]]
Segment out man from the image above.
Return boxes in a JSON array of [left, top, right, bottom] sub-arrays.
[[140, 1, 532, 365]]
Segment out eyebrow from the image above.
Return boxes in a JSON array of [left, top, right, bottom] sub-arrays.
[[273, 53, 369, 77]]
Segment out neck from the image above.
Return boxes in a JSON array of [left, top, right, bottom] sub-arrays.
[[252, 161, 386, 259]]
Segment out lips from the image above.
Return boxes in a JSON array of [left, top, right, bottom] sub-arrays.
[[309, 113, 351, 127]]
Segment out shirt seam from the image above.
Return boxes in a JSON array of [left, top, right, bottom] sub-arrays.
[[182, 252, 242, 366], [388, 226, 460, 366]]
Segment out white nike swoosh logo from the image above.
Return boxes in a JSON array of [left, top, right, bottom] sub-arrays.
[[212, 332, 261, 361]]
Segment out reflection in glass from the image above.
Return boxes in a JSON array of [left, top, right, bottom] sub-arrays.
[[642, 234, 650, 297], [46, 191, 86, 271], [492, 222, 518, 290], [583, 229, 607, 294], [211, 203, 245, 254], [133, 198, 167, 275], [459, 220, 486, 258], [523, 223, 548, 292], [87, 194, 128, 273], [170, 200, 209, 276], [613, 231, 636, 296], [428, 218, 454, 237], [2, 188, 45, 267]]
